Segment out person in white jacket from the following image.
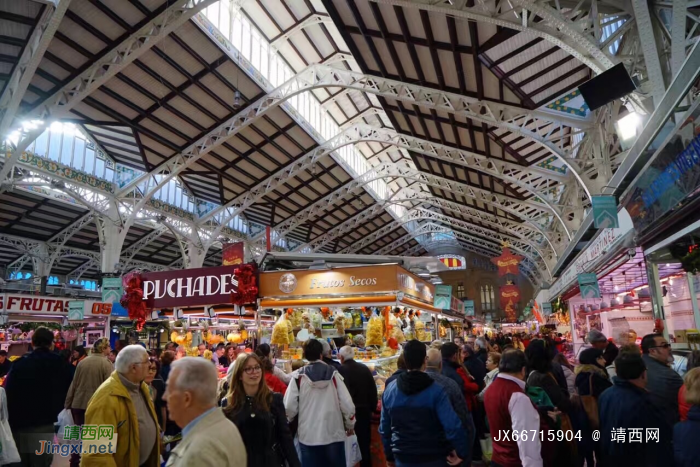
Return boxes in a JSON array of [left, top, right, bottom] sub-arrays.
[[284, 339, 355, 466]]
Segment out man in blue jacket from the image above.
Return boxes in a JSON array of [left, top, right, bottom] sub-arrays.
[[598, 352, 672, 467], [381, 340, 468, 467]]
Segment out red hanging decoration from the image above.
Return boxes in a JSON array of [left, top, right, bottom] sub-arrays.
[[230, 263, 259, 306], [491, 242, 524, 276], [120, 273, 147, 331], [500, 283, 521, 309]]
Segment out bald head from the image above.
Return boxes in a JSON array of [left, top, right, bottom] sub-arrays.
[[426, 348, 442, 369]]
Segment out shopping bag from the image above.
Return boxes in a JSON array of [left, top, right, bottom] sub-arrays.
[[345, 434, 362, 467], [480, 435, 493, 463], [56, 409, 74, 445], [0, 388, 19, 465]]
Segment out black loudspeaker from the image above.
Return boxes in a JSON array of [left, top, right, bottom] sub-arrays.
[[578, 63, 636, 111]]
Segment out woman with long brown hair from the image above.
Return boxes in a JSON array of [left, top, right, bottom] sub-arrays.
[[223, 353, 300, 467]]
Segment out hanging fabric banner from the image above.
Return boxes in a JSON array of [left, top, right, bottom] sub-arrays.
[[500, 284, 521, 309], [491, 243, 524, 276], [222, 242, 245, 266]]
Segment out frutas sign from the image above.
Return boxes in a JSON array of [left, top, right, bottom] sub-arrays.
[[141, 266, 238, 308], [0, 295, 112, 316], [0, 295, 72, 313]]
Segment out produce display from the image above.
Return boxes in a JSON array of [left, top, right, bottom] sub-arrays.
[[415, 320, 427, 342], [366, 315, 384, 346], [271, 317, 290, 345]]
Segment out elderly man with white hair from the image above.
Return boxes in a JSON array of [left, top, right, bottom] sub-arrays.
[[338, 345, 377, 467], [164, 357, 246, 466], [475, 337, 489, 365], [321, 339, 342, 370], [81, 345, 160, 467]]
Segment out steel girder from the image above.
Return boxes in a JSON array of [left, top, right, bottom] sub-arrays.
[[0, 0, 71, 141], [318, 207, 550, 276], [0, 0, 220, 186], [369, 0, 622, 74], [407, 208, 552, 273], [402, 239, 539, 287], [120, 227, 168, 263], [631, 0, 666, 104], [65, 259, 97, 281], [117, 63, 594, 228], [390, 187, 559, 252], [0, 233, 171, 278], [199, 130, 568, 253], [270, 14, 335, 47], [6, 212, 95, 277], [220, 157, 564, 259], [374, 223, 544, 284], [303, 124, 574, 228], [294, 203, 391, 252]]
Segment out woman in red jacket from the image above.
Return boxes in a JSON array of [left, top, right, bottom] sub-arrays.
[[262, 357, 287, 394], [456, 349, 480, 411]]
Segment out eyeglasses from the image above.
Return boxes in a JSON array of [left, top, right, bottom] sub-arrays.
[[651, 343, 671, 349], [243, 365, 262, 374]]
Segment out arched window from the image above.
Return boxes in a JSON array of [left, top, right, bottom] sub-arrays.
[[480, 284, 495, 311]]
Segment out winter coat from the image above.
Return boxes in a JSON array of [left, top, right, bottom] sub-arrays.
[[674, 405, 700, 467], [598, 377, 673, 467], [574, 364, 612, 398], [80, 371, 160, 467], [425, 366, 474, 458], [225, 393, 299, 467], [475, 349, 488, 366], [283, 361, 355, 446], [65, 354, 113, 410], [6, 347, 73, 431], [441, 359, 467, 396], [642, 354, 684, 428], [561, 365, 577, 396], [167, 408, 246, 467], [380, 371, 468, 464], [464, 356, 487, 391], [338, 358, 378, 413], [456, 365, 480, 411], [527, 370, 571, 413]]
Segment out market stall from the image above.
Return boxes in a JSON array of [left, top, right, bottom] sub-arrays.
[[258, 263, 464, 381], [0, 293, 114, 356]]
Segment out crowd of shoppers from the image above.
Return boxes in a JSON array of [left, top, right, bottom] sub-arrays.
[[6, 325, 700, 467]]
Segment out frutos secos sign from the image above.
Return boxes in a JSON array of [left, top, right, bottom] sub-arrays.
[[278, 272, 378, 294]]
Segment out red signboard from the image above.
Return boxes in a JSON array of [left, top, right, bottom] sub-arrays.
[[0, 295, 112, 316], [222, 242, 245, 266], [91, 302, 112, 316], [141, 266, 238, 308], [0, 295, 72, 313]]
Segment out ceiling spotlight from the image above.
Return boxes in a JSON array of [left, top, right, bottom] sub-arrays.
[[233, 90, 242, 110]]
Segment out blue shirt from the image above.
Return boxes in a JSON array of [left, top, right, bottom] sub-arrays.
[[181, 407, 217, 438]]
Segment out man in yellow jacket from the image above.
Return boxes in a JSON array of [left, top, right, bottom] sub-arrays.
[[81, 345, 160, 467]]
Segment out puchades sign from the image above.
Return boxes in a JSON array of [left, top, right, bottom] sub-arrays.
[[491, 244, 524, 276], [141, 266, 239, 308]]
